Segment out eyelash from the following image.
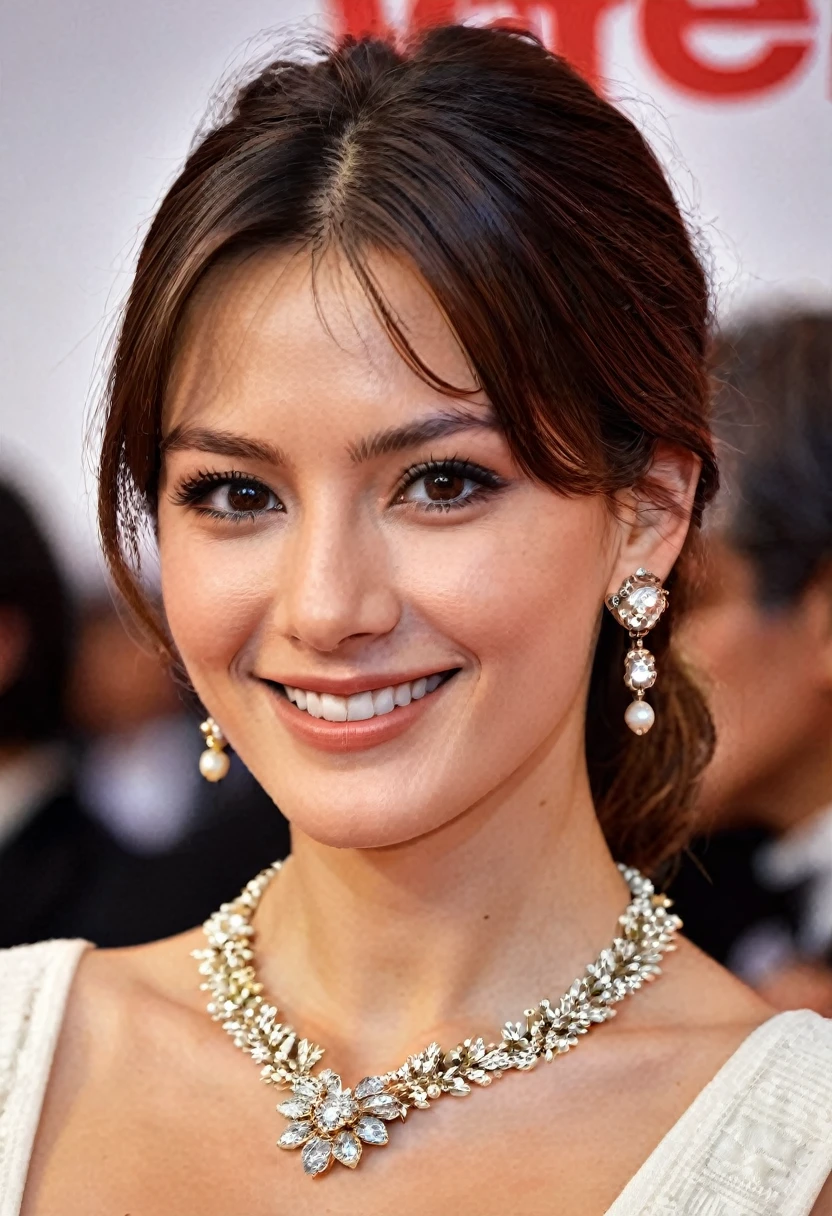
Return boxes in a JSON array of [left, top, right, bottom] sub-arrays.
[[171, 469, 283, 522], [392, 458, 506, 512], [172, 458, 507, 521]]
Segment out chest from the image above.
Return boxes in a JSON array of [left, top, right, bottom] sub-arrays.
[[22, 1039, 683, 1216]]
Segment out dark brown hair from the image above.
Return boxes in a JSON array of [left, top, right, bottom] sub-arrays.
[[99, 25, 717, 872], [710, 309, 832, 608]]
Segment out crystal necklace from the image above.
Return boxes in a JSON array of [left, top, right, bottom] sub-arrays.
[[194, 862, 680, 1179]]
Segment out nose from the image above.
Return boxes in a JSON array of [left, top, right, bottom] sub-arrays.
[[277, 500, 401, 654]]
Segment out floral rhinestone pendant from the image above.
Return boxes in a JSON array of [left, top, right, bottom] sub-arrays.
[[277, 1069, 404, 1176]]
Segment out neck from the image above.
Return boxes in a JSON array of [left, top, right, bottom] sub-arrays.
[[255, 739, 629, 1080]]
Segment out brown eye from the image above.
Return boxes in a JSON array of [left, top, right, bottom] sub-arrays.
[[424, 473, 467, 502], [396, 461, 502, 512], [191, 478, 282, 518], [226, 483, 272, 512]]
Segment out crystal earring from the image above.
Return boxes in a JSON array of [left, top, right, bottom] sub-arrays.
[[199, 717, 230, 782], [605, 568, 668, 736]]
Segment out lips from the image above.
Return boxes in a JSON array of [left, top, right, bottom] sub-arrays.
[[262, 669, 459, 753]]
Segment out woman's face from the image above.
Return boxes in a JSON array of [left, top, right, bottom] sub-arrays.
[[678, 536, 832, 827], [157, 248, 631, 848]]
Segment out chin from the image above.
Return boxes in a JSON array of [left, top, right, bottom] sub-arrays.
[[272, 783, 465, 850], [285, 802, 454, 851]]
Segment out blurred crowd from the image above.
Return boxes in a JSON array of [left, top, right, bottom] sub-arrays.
[[0, 490, 289, 948], [669, 309, 832, 1016], [1, 306, 831, 1016]]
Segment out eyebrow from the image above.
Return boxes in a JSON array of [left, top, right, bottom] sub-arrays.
[[160, 426, 286, 466], [348, 407, 500, 463], [160, 406, 500, 469]]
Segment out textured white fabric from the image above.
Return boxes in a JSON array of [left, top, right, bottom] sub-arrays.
[[1, 941, 831, 1215], [606, 1009, 832, 1214], [0, 940, 89, 1216]]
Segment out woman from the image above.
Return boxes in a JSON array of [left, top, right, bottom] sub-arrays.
[[3, 25, 831, 1215]]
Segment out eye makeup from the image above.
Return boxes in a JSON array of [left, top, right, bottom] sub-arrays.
[[171, 469, 284, 522], [169, 455, 509, 523], [392, 457, 508, 513]]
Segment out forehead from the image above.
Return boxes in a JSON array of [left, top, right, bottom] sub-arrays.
[[164, 245, 483, 441]]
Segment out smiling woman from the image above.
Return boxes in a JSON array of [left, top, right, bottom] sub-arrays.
[[100, 26, 721, 869], [4, 22, 832, 1216]]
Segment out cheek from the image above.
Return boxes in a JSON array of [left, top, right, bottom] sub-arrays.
[[684, 604, 808, 720], [683, 603, 820, 795], [397, 497, 612, 705], [682, 606, 768, 701], [158, 525, 271, 681]]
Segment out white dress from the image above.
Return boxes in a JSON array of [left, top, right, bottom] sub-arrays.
[[2, 940, 832, 1215]]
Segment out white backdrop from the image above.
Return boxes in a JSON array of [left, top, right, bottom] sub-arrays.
[[1, 0, 830, 585]]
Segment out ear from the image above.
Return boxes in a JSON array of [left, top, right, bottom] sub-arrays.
[[607, 442, 701, 596]]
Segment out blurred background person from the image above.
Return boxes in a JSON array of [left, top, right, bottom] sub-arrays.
[[63, 592, 293, 945], [0, 477, 289, 948], [670, 308, 832, 1015], [0, 480, 132, 946], [69, 595, 199, 852]]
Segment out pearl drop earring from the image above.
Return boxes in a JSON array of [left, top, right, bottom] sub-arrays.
[[605, 569, 668, 736], [199, 717, 230, 782]]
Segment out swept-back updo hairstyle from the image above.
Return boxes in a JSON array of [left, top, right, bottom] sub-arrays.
[[99, 24, 717, 872]]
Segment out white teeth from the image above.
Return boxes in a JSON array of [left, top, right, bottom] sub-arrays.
[[372, 687, 395, 716], [321, 693, 348, 723], [282, 673, 450, 721], [347, 691, 375, 721]]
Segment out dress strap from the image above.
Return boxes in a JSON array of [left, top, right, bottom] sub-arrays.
[[608, 1009, 832, 1215], [0, 939, 90, 1216]]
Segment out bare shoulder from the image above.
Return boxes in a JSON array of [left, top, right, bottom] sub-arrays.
[[54, 926, 209, 1072], [630, 933, 774, 1048], [70, 925, 207, 1011], [813, 1174, 832, 1215], [664, 934, 774, 1023], [580, 935, 776, 1121]]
